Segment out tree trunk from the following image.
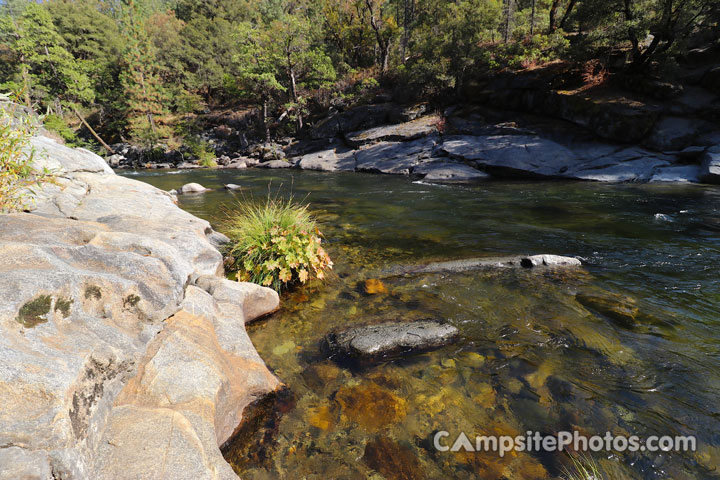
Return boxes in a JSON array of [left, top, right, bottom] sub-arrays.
[[530, 0, 536, 36], [366, 0, 391, 74], [20, 63, 31, 107], [262, 97, 270, 143], [558, 0, 577, 30], [503, 0, 514, 43], [73, 107, 114, 154], [288, 66, 302, 131], [548, 0, 562, 32]]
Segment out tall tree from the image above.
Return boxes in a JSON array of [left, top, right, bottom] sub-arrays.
[[118, 0, 169, 144]]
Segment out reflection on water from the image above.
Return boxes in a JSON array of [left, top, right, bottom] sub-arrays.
[[126, 168, 720, 479]]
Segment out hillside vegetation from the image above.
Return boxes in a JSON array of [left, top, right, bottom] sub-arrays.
[[0, 0, 717, 151]]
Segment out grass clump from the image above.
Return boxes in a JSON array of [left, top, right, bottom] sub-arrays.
[[563, 453, 605, 480], [224, 197, 333, 292], [0, 99, 51, 212]]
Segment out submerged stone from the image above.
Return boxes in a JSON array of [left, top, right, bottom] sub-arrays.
[[335, 382, 407, 430], [324, 320, 459, 360], [362, 436, 424, 480], [576, 291, 639, 328], [363, 278, 388, 295]]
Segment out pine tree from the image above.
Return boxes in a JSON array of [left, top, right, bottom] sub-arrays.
[[118, 0, 169, 145]]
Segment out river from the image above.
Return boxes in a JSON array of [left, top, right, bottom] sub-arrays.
[[125, 168, 720, 479]]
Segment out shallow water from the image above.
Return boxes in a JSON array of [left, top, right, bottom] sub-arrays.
[[126, 168, 720, 479]]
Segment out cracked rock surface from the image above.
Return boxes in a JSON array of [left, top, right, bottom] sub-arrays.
[[0, 135, 280, 479]]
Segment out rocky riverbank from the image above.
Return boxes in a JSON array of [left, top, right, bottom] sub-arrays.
[[0, 135, 281, 479], [107, 54, 720, 185]]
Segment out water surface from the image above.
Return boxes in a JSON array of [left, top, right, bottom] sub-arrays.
[[126, 168, 720, 479]]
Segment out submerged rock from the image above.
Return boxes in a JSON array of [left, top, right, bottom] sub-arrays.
[[363, 436, 423, 480], [362, 278, 388, 295], [576, 291, 639, 328], [335, 382, 407, 430], [324, 320, 459, 359]]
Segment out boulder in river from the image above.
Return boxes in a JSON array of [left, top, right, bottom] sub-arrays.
[[224, 183, 242, 190], [383, 254, 582, 277], [323, 320, 459, 360], [180, 182, 209, 193], [414, 161, 491, 182]]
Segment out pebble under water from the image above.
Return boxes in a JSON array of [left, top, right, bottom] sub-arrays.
[[126, 168, 720, 479]]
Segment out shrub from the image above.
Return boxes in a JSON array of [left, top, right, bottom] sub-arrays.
[[43, 114, 84, 147], [224, 197, 333, 291], [186, 137, 217, 167], [0, 101, 50, 212]]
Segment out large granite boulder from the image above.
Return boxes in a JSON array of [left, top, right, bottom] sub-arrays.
[[644, 116, 707, 151], [0, 135, 280, 479], [354, 136, 437, 175], [296, 146, 356, 172], [439, 135, 577, 178]]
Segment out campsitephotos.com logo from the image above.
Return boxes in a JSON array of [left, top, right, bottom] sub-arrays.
[[433, 430, 697, 457]]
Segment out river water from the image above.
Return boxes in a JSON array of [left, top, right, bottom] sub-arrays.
[[126, 168, 720, 479]]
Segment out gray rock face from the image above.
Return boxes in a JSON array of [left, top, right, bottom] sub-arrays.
[[355, 137, 437, 175], [324, 320, 459, 359], [259, 159, 294, 169], [650, 165, 701, 183], [345, 115, 439, 147], [297, 147, 356, 172], [644, 116, 705, 151], [440, 135, 576, 178], [309, 103, 397, 139], [700, 148, 720, 184], [0, 135, 280, 480]]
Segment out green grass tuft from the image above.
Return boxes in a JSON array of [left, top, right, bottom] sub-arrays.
[[224, 196, 333, 292], [563, 452, 606, 480]]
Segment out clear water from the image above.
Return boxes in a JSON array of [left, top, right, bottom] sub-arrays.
[[125, 168, 720, 479]]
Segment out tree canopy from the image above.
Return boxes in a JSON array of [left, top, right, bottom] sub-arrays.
[[0, 0, 716, 147]]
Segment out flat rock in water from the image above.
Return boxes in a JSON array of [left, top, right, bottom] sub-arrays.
[[224, 183, 242, 190], [385, 254, 582, 276], [324, 320, 459, 359]]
